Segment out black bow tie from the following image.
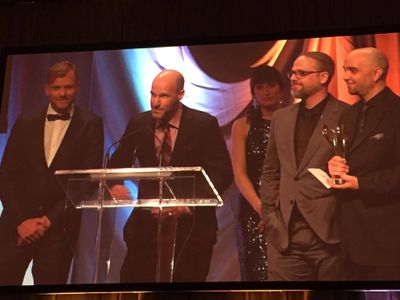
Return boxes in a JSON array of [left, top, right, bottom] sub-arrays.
[[46, 113, 71, 121]]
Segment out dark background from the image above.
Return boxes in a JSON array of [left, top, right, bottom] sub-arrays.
[[0, 0, 399, 53]]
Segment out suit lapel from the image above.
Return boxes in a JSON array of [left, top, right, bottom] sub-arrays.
[[286, 104, 299, 174], [49, 107, 80, 169], [148, 116, 159, 165], [136, 113, 158, 166], [33, 108, 49, 169], [341, 102, 360, 156], [348, 94, 390, 154], [170, 106, 189, 165], [296, 96, 340, 174]]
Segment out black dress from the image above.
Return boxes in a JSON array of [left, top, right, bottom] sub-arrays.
[[236, 117, 271, 281]]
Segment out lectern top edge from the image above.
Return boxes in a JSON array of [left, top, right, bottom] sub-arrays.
[[55, 166, 203, 175]]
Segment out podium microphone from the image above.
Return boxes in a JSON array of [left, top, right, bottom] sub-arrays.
[[102, 124, 151, 169]]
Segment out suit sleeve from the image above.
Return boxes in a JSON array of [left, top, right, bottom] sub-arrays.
[[200, 116, 233, 195], [81, 116, 104, 169], [0, 117, 30, 226], [260, 116, 281, 218]]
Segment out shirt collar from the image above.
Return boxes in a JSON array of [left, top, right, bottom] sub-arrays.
[[299, 95, 329, 117]]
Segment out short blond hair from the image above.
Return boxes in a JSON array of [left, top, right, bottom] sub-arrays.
[[46, 60, 79, 83]]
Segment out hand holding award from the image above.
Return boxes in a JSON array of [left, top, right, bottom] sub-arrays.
[[323, 124, 348, 184]]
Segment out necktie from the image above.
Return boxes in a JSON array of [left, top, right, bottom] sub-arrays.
[[47, 113, 70, 121], [160, 124, 172, 166], [358, 103, 368, 135]]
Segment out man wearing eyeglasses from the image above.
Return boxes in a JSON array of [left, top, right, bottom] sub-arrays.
[[260, 52, 349, 280]]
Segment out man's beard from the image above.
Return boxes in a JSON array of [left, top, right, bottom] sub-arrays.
[[291, 87, 308, 100]]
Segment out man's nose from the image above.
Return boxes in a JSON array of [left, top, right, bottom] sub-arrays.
[[290, 72, 298, 80], [152, 96, 160, 106], [343, 71, 350, 81]]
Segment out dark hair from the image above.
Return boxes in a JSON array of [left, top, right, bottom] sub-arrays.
[[246, 65, 285, 123], [249, 65, 284, 96], [46, 60, 79, 84], [300, 51, 335, 85], [244, 102, 262, 123]]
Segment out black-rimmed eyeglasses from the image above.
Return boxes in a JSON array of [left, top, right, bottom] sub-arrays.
[[287, 70, 324, 78]]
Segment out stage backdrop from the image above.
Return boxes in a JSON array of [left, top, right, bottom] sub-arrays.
[[0, 32, 399, 284]]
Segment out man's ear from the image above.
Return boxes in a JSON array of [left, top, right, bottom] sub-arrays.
[[178, 89, 184, 100], [320, 71, 329, 85], [373, 67, 384, 82]]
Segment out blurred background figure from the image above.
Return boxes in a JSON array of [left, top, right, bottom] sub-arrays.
[[231, 65, 287, 281]]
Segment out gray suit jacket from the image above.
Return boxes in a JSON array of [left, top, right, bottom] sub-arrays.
[[260, 94, 348, 251]]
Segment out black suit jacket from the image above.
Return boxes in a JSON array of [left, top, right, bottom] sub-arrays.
[[110, 105, 233, 272], [0, 105, 104, 239], [338, 87, 400, 266]]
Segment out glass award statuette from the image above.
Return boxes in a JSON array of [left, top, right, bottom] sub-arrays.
[[322, 124, 348, 185]]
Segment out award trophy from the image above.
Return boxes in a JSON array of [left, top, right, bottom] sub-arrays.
[[322, 124, 348, 185]]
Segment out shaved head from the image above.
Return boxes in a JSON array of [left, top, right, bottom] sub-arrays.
[[343, 47, 389, 100], [154, 69, 185, 92], [348, 47, 389, 79]]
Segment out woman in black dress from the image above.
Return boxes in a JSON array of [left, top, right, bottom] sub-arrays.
[[231, 65, 286, 281]]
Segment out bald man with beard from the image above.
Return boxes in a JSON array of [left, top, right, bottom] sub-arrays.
[[110, 70, 233, 282]]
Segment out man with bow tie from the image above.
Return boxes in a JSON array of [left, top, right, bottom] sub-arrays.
[[328, 47, 400, 280], [0, 61, 104, 285]]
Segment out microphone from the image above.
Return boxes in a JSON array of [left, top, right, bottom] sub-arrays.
[[158, 126, 167, 168], [102, 123, 152, 169]]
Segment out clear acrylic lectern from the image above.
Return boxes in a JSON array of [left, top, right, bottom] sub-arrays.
[[55, 166, 223, 283]]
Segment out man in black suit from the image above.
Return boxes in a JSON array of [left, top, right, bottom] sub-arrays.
[[0, 61, 104, 285], [328, 47, 400, 280], [110, 69, 233, 282]]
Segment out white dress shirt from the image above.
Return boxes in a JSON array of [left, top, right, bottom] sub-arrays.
[[44, 104, 74, 167]]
